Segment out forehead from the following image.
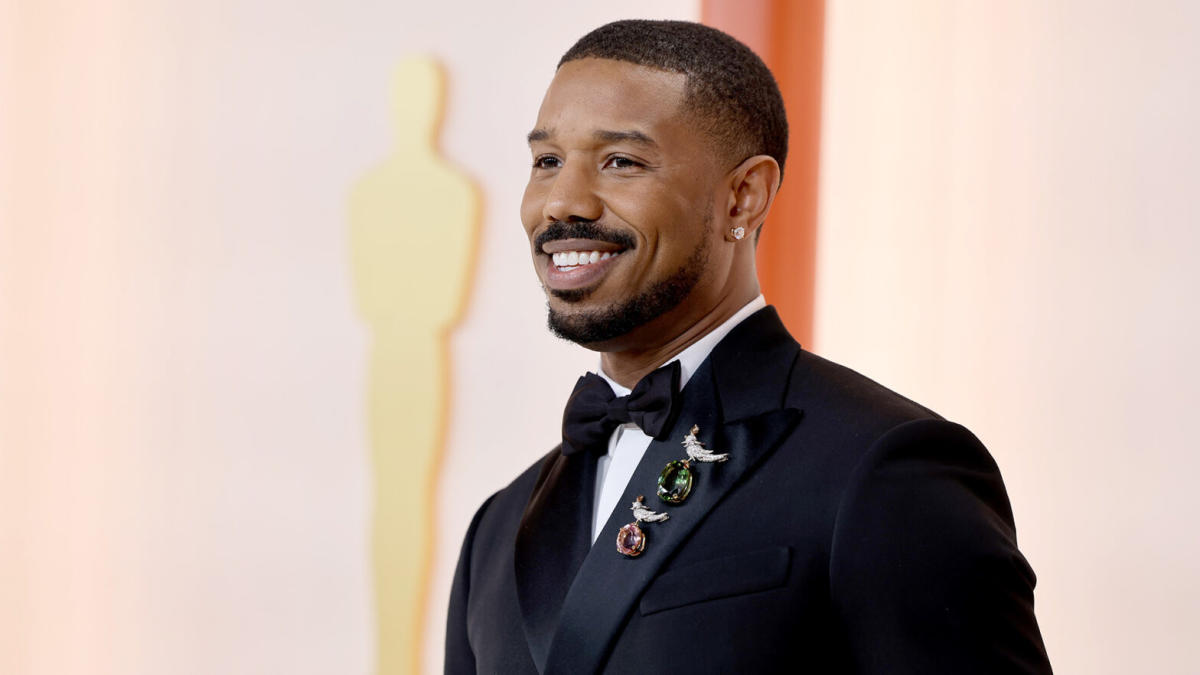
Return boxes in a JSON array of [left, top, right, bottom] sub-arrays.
[[533, 58, 691, 142]]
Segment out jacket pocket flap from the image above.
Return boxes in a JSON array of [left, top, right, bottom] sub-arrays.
[[639, 546, 791, 616]]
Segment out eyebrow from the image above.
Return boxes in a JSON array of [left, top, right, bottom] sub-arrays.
[[525, 128, 659, 148], [593, 129, 658, 147]]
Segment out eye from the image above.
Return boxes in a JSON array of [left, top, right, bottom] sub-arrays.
[[532, 154, 562, 170], [605, 155, 644, 170]]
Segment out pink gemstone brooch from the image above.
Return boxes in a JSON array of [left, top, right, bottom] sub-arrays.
[[616, 496, 669, 557]]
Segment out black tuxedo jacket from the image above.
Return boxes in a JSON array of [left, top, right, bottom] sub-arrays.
[[446, 308, 1051, 674]]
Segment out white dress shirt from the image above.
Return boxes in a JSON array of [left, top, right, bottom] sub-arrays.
[[589, 295, 767, 542]]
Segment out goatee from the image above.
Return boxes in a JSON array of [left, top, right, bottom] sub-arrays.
[[547, 233, 709, 345]]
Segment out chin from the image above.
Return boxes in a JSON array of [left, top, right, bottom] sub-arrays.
[[547, 285, 600, 305], [546, 287, 689, 348]]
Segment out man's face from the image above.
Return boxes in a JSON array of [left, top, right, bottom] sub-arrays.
[[521, 58, 728, 349]]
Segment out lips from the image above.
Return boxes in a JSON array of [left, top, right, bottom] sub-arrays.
[[540, 238, 628, 292]]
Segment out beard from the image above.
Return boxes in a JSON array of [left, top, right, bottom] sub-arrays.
[[546, 225, 710, 346]]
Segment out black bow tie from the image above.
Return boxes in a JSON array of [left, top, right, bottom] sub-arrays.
[[560, 360, 682, 456]]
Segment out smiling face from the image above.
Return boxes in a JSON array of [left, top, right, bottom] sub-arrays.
[[521, 58, 736, 351]]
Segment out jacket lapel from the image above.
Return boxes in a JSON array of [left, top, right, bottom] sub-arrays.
[[541, 307, 804, 674], [514, 448, 598, 671]]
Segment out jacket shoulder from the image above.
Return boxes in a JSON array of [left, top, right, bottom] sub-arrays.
[[471, 446, 558, 535], [787, 349, 943, 437]]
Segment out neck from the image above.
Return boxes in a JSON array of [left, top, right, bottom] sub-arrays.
[[599, 285, 758, 388]]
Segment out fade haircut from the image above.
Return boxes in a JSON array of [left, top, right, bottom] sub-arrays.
[[559, 19, 789, 180]]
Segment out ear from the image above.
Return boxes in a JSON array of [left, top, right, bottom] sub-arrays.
[[723, 155, 781, 243]]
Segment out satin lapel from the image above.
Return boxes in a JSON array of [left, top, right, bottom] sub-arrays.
[[542, 310, 804, 673], [514, 448, 597, 672]]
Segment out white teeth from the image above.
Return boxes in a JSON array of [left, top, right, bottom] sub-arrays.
[[551, 249, 620, 269]]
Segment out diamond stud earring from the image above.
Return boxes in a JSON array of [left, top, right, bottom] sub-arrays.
[[730, 226, 746, 240]]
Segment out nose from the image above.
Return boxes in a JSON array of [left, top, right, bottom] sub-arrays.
[[542, 160, 603, 223]]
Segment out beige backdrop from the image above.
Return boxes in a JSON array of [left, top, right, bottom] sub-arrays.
[[3, 1, 1198, 674], [816, 3, 1200, 673]]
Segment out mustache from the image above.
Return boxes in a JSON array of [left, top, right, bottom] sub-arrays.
[[533, 220, 637, 251]]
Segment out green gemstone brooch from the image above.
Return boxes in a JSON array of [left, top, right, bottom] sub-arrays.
[[656, 425, 729, 505]]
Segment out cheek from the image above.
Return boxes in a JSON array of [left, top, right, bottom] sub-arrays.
[[605, 184, 682, 231], [643, 193, 709, 246]]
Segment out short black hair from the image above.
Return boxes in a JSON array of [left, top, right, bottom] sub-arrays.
[[559, 19, 788, 179]]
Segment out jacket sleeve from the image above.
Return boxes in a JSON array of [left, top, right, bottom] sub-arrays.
[[444, 494, 496, 675], [829, 418, 1052, 673]]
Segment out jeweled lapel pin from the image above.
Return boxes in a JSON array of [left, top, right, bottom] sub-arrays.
[[616, 496, 668, 557], [657, 425, 729, 505]]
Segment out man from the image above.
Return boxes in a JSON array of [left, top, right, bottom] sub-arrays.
[[446, 19, 1051, 674]]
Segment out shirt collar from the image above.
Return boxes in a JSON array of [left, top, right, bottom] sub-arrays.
[[597, 294, 767, 396]]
